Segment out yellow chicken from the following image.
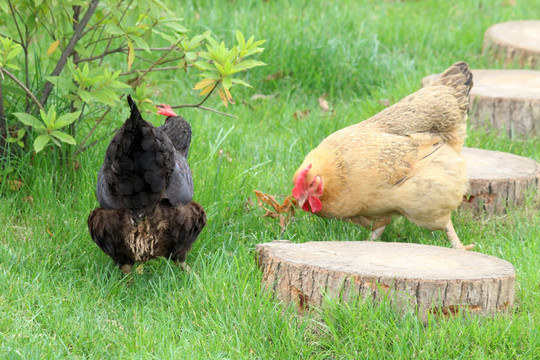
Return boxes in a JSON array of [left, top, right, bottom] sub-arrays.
[[292, 62, 473, 250]]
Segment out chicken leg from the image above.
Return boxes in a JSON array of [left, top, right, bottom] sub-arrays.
[[445, 220, 474, 250], [369, 226, 387, 241]]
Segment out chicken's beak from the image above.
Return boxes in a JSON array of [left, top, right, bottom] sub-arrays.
[[297, 193, 309, 210]]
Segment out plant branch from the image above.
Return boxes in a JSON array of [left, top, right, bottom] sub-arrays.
[[98, 0, 132, 67], [74, 46, 126, 64], [74, 127, 117, 158], [7, 1, 24, 50], [193, 106, 238, 118], [0, 76, 6, 137], [0, 33, 22, 46], [39, 0, 100, 107], [177, 82, 219, 108], [75, 47, 186, 64], [77, 105, 113, 154], [131, 39, 183, 88], [81, 12, 111, 38], [36, 6, 56, 40], [8, 0, 30, 109], [170, 83, 237, 118], [119, 66, 188, 76], [0, 67, 44, 111]]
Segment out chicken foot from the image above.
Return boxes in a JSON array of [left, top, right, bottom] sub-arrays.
[[445, 220, 474, 250], [178, 261, 191, 273], [369, 226, 387, 241]]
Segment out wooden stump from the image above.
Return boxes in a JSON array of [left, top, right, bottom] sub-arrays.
[[423, 69, 540, 137], [483, 20, 540, 68], [461, 148, 540, 214], [256, 241, 515, 320]]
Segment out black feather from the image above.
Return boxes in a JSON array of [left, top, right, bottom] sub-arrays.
[[91, 95, 203, 272]]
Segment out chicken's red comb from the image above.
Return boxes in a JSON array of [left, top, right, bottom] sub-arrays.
[[156, 104, 177, 117], [292, 164, 312, 199]]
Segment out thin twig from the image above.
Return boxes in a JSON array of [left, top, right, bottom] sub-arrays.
[[74, 46, 126, 64], [0, 76, 6, 135], [40, 0, 100, 107], [170, 81, 237, 118], [0, 32, 22, 45], [78, 106, 110, 151], [178, 82, 219, 108], [0, 67, 44, 111], [81, 11, 111, 38], [135, 47, 185, 52], [36, 6, 56, 40], [8, 0, 29, 109], [119, 66, 189, 76], [192, 106, 237, 118], [75, 46, 186, 64], [74, 127, 117, 158], [131, 39, 183, 88], [7, 1, 24, 50], [97, 0, 132, 67]]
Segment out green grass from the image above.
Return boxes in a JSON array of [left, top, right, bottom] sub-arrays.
[[1, 0, 540, 358]]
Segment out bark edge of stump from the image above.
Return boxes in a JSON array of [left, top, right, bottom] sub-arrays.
[[482, 20, 540, 68], [256, 241, 515, 320], [461, 147, 540, 214]]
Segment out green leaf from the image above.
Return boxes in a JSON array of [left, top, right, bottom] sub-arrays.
[[79, 90, 92, 103], [233, 59, 266, 73], [185, 51, 197, 61], [50, 131, 76, 145], [34, 134, 51, 153], [214, 62, 226, 75], [231, 78, 253, 88], [106, 24, 125, 36], [152, 30, 177, 44], [91, 90, 120, 106], [222, 77, 232, 90], [6, 44, 23, 60], [161, 20, 187, 34], [50, 136, 61, 147], [41, 107, 57, 128], [108, 80, 131, 89], [193, 61, 215, 71], [236, 31, 246, 48], [131, 35, 151, 53], [82, 63, 90, 78], [127, 39, 135, 71], [5, 63, 21, 71], [53, 111, 81, 129], [198, 72, 221, 81], [13, 113, 46, 130]]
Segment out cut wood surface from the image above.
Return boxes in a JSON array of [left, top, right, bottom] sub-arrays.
[[256, 241, 515, 320], [483, 20, 540, 68], [423, 69, 540, 137], [462, 147, 540, 214]]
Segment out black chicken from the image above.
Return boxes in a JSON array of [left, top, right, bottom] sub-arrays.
[[88, 96, 206, 273]]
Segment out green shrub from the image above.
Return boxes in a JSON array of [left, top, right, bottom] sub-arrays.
[[0, 0, 264, 160]]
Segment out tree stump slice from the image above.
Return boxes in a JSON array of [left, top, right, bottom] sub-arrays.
[[483, 20, 540, 68], [422, 69, 540, 137], [461, 148, 540, 214], [256, 241, 515, 320]]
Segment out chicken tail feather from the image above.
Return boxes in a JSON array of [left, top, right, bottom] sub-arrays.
[[106, 96, 175, 214], [432, 61, 473, 111]]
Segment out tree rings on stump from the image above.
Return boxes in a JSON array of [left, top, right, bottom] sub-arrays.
[[483, 20, 540, 68], [423, 69, 540, 137], [461, 148, 539, 214], [256, 241, 515, 320]]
